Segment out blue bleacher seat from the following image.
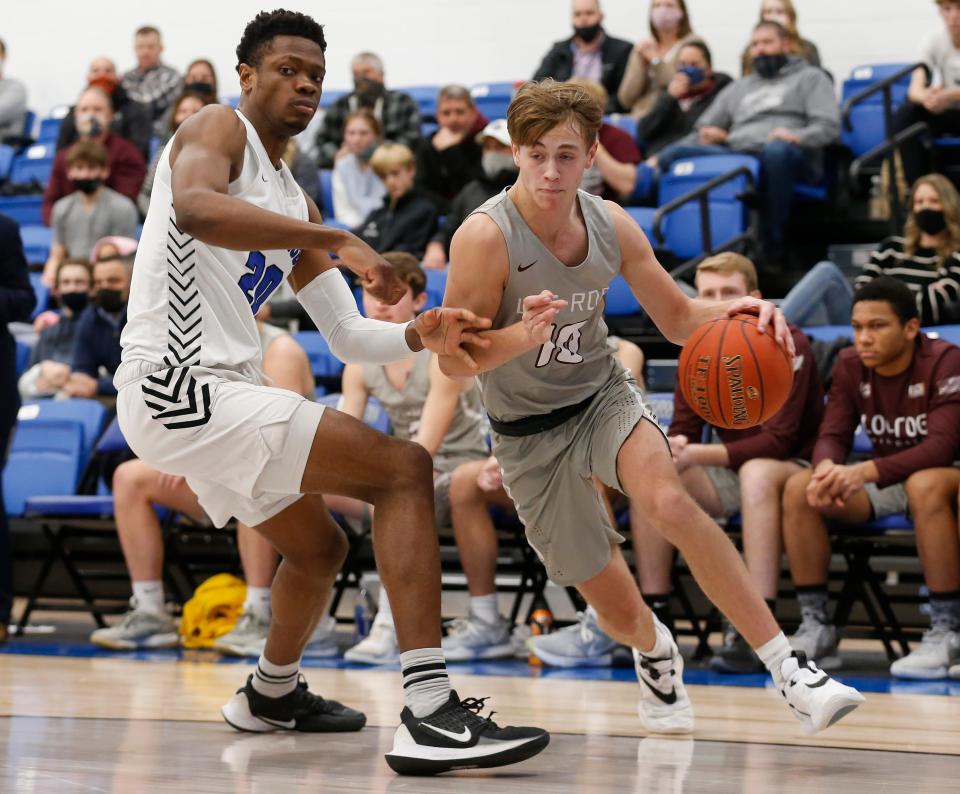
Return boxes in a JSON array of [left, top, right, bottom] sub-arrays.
[[397, 85, 440, 119], [319, 89, 347, 110], [293, 331, 345, 379], [15, 340, 30, 378], [28, 271, 49, 318], [319, 168, 335, 220], [801, 325, 851, 343], [318, 393, 391, 434], [18, 398, 107, 461], [10, 144, 55, 186], [0, 143, 15, 180], [36, 117, 62, 144], [3, 418, 84, 516], [625, 206, 655, 240], [421, 121, 439, 138], [423, 267, 447, 310], [604, 274, 641, 316], [925, 324, 960, 346], [841, 63, 913, 157], [0, 195, 43, 225], [604, 114, 637, 140], [469, 82, 515, 121], [21, 224, 53, 265], [21, 110, 37, 141]]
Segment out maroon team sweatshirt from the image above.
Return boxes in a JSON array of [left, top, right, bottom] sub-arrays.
[[813, 336, 960, 488], [669, 326, 825, 470]]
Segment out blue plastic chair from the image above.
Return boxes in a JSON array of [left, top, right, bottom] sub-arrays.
[[20, 110, 37, 140], [319, 168, 335, 220], [21, 225, 53, 266], [3, 418, 84, 516], [423, 268, 448, 310], [0, 195, 43, 225], [801, 325, 852, 343], [319, 89, 347, 110], [604, 114, 638, 140], [293, 331, 345, 379], [397, 85, 440, 119], [925, 324, 960, 346], [840, 63, 913, 157], [469, 82, 515, 121], [604, 274, 641, 316], [19, 398, 108, 461], [36, 117, 62, 144], [10, 144, 55, 186], [317, 393, 392, 435], [0, 144, 15, 180]]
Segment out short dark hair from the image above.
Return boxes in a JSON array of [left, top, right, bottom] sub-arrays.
[[67, 140, 108, 169], [754, 19, 790, 39], [235, 9, 327, 74], [135, 26, 161, 39], [852, 276, 920, 325], [56, 259, 92, 287], [381, 252, 425, 298], [682, 40, 712, 66]]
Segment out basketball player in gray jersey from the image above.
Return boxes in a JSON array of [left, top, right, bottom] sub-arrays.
[[441, 80, 864, 736]]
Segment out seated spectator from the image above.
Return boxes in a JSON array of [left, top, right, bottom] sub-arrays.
[[415, 85, 488, 213], [569, 78, 642, 199], [893, 0, 960, 186], [331, 109, 387, 227], [617, 0, 701, 119], [630, 254, 823, 674], [121, 26, 182, 124], [533, 0, 632, 113], [782, 277, 960, 673], [637, 41, 732, 158], [0, 38, 28, 142], [740, 0, 821, 75], [314, 52, 421, 168], [18, 260, 92, 399], [782, 173, 960, 327], [654, 21, 839, 263], [42, 141, 138, 287], [422, 119, 518, 270], [57, 56, 153, 160], [355, 143, 437, 258], [154, 58, 219, 135], [90, 324, 335, 656], [62, 255, 132, 399], [91, 235, 138, 263], [139, 91, 208, 215], [42, 87, 146, 225], [283, 139, 320, 204]]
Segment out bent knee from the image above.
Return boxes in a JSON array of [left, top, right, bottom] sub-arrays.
[[782, 469, 813, 507], [112, 458, 155, 494], [906, 468, 960, 509]]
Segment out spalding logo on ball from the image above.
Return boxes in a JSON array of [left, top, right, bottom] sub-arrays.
[[678, 313, 794, 430]]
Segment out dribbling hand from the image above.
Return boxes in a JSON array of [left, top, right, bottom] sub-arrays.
[[725, 296, 796, 358], [413, 307, 493, 371], [521, 291, 568, 344]]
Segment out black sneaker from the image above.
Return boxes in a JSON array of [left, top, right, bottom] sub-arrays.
[[221, 674, 366, 733], [709, 624, 765, 674], [385, 690, 549, 776]]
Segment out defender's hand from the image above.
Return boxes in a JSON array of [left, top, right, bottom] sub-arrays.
[[412, 307, 493, 371]]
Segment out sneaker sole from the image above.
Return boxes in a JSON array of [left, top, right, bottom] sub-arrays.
[[527, 643, 614, 668], [91, 632, 180, 651], [214, 641, 265, 658], [385, 726, 549, 776], [637, 702, 695, 735], [221, 692, 366, 733], [442, 642, 515, 662], [343, 650, 399, 665], [889, 664, 949, 680], [807, 689, 866, 735]]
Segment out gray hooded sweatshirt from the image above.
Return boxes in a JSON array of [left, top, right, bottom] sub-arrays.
[[691, 56, 839, 155]]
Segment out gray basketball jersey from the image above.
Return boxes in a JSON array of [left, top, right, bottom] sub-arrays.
[[473, 189, 621, 423], [361, 349, 488, 473]]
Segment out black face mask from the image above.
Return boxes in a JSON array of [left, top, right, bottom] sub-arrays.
[[574, 23, 602, 43], [73, 177, 101, 195], [96, 288, 125, 313], [60, 291, 89, 314], [353, 76, 385, 106], [915, 208, 948, 236], [184, 81, 214, 96], [753, 53, 789, 79]]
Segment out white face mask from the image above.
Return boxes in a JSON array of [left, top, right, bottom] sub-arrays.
[[482, 151, 517, 179]]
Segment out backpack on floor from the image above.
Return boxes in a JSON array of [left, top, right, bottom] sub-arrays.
[[180, 573, 247, 649]]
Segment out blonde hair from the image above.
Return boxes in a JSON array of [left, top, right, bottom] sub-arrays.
[[507, 79, 602, 150], [566, 77, 608, 115], [904, 173, 960, 263], [695, 252, 759, 293], [369, 143, 415, 178]]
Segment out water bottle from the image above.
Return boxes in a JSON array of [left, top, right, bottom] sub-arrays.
[[353, 583, 374, 642], [919, 584, 931, 617]]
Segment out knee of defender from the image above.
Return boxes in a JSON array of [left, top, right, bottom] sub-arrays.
[[645, 485, 696, 536], [394, 441, 435, 489]]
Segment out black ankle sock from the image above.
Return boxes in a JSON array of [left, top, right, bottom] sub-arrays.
[[643, 593, 674, 634]]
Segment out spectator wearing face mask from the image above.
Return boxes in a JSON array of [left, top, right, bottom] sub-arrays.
[[532, 0, 632, 113], [120, 26, 182, 123], [332, 109, 387, 227], [41, 141, 138, 288], [740, 0, 821, 76], [19, 260, 93, 399], [314, 52, 421, 169], [42, 87, 146, 225], [153, 59, 219, 137], [637, 41, 732, 159], [56, 57, 153, 160], [415, 85, 489, 213], [421, 119, 518, 270], [617, 0, 703, 119], [63, 255, 133, 399], [0, 38, 28, 143]]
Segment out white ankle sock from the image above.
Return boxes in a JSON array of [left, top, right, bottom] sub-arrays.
[[251, 655, 300, 698], [638, 614, 672, 657], [374, 587, 394, 628], [244, 586, 272, 623], [469, 594, 499, 625], [132, 581, 164, 615], [400, 648, 451, 717], [756, 631, 793, 686]]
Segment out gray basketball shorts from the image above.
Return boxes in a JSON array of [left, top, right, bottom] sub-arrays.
[[863, 482, 908, 519], [492, 371, 666, 586]]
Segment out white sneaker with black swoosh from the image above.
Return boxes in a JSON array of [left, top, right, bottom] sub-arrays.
[[777, 651, 865, 735], [385, 691, 549, 775], [633, 620, 694, 734]]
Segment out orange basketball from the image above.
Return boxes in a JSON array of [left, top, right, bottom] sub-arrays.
[[677, 313, 794, 430]]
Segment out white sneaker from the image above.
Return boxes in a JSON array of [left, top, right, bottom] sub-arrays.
[[789, 615, 841, 671], [527, 607, 618, 667], [90, 598, 179, 650], [303, 615, 340, 658], [777, 652, 864, 735], [633, 619, 694, 734], [344, 620, 399, 664], [890, 625, 960, 680], [442, 614, 514, 661], [214, 610, 270, 657], [949, 662, 960, 680]]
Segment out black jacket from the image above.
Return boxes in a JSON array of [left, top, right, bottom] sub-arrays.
[[532, 31, 633, 113], [636, 73, 733, 156], [355, 190, 438, 259], [431, 170, 518, 255], [56, 85, 154, 160], [415, 135, 484, 214], [0, 213, 37, 428]]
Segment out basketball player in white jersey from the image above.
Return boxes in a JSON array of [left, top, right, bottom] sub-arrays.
[[115, 10, 547, 775], [440, 80, 864, 736]]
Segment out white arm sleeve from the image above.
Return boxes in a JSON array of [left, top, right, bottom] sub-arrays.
[[296, 268, 416, 364]]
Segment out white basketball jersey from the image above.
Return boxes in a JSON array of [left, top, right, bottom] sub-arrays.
[[115, 110, 307, 389]]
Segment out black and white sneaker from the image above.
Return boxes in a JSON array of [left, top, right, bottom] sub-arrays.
[[632, 619, 694, 734], [385, 690, 549, 775], [778, 651, 865, 735], [221, 674, 366, 733]]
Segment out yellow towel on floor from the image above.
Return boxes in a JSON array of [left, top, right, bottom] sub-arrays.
[[180, 573, 247, 649]]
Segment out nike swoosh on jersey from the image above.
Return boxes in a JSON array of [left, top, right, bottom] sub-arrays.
[[518, 260, 537, 272], [259, 715, 296, 729], [420, 722, 473, 743]]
